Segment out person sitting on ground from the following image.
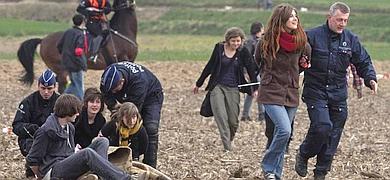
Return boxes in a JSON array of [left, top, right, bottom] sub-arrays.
[[26, 94, 131, 180], [77, 0, 112, 60], [74, 87, 106, 149], [100, 102, 148, 162], [12, 69, 60, 178]]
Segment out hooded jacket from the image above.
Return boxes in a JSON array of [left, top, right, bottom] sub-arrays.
[[26, 114, 75, 176]]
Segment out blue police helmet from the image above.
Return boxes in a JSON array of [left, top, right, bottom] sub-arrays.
[[101, 65, 121, 93], [38, 69, 56, 87]]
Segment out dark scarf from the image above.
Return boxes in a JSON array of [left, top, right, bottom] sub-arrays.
[[279, 31, 297, 52]]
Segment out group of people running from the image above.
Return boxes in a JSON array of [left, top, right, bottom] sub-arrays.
[[194, 2, 377, 180], [11, 1, 378, 180]]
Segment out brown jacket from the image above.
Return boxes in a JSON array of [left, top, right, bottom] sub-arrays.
[[255, 43, 311, 107]]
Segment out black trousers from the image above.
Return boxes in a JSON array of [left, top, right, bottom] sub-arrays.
[[140, 91, 164, 168]]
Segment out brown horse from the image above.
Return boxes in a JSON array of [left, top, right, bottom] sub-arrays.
[[17, 0, 138, 93]]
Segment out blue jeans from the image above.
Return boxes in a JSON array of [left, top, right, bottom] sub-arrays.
[[242, 93, 264, 119], [64, 71, 84, 100], [262, 104, 297, 179], [51, 137, 130, 179], [299, 100, 348, 175], [242, 75, 264, 120]]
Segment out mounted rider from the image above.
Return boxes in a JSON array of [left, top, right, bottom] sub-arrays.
[[77, 0, 112, 61]]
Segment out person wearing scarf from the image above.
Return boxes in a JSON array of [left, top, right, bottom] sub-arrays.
[[100, 102, 148, 161], [254, 4, 311, 180]]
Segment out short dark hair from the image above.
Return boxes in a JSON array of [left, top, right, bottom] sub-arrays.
[[54, 94, 82, 118], [72, 14, 85, 26], [83, 87, 104, 112], [250, 21, 263, 35]]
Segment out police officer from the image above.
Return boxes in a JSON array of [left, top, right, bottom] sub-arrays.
[[77, 0, 111, 60], [295, 2, 378, 180], [100, 61, 164, 168], [12, 69, 60, 178]]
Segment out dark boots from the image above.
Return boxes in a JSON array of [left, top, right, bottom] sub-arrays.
[[90, 35, 104, 61], [295, 151, 309, 177]]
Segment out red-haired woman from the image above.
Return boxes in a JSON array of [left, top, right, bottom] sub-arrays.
[[255, 3, 311, 180]]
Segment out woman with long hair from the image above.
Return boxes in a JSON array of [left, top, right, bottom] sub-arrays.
[[255, 4, 311, 179], [100, 102, 148, 161]]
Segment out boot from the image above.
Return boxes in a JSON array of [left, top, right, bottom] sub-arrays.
[[89, 35, 103, 61], [295, 151, 309, 177], [25, 163, 35, 178], [314, 173, 326, 180]]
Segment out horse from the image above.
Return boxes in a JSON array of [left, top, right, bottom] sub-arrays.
[[17, 0, 138, 93]]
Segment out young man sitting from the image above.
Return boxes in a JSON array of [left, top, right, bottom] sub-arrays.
[[26, 94, 131, 180]]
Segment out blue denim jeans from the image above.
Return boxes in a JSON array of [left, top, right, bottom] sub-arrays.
[[51, 137, 130, 180], [261, 104, 297, 179], [242, 75, 264, 120], [64, 71, 84, 100], [242, 93, 264, 119]]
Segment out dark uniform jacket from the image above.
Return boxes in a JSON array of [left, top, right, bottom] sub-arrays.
[[101, 62, 163, 111], [77, 0, 111, 36], [303, 22, 377, 103], [74, 109, 106, 148], [255, 41, 311, 107], [100, 120, 148, 159], [12, 91, 60, 156], [26, 114, 75, 176], [196, 42, 259, 95], [57, 26, 87, 72]]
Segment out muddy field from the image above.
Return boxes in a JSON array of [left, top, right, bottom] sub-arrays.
[[0, 57, 389, 180]]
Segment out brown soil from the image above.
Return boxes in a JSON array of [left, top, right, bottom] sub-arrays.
[[0, 59, 389, 179]]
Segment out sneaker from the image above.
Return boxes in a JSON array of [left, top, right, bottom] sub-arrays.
[[264, 172, 276, 180], [314, 174, 326, 180], [79, 174, 99, 180], [295, 151, 308, 177]]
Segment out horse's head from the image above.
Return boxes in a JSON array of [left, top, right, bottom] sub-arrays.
[[112, 0, 136, 11]]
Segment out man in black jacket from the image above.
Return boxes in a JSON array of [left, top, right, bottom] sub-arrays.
[[12, 69, 60, 178], [77, 0, 111, 60], [100, 61, 164, 168], [57, 14, 88, 100]]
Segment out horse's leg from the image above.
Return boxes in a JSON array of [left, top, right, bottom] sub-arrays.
[[56, 71, 68, 94]]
